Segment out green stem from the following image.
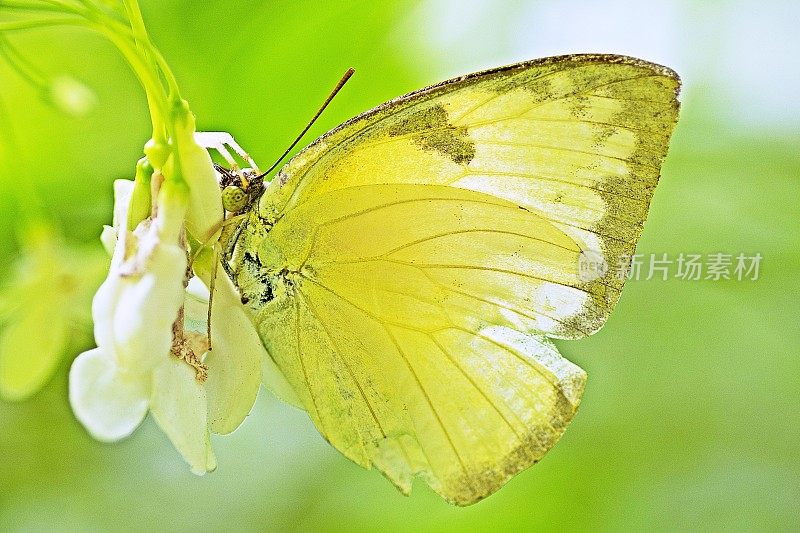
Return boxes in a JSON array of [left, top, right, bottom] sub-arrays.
[[68, 1, 173, 144], [0, 0, 193, 183], [0, 2, 173, 144], [75, 0, 128, 21], [122, 0, 181, 129], [36, 0, 90, 14], [123, 0, 161, 98], [0, 1, 79, 14], [92, 22, 169, 143], [151, 45, 181, 103], [0, 17, 89, 31]]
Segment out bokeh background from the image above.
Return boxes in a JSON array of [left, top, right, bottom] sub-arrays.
[[1, 1, 798, 530]]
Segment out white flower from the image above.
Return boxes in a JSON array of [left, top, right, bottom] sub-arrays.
[[164, 100, 223, 245], [70, 125, 270, 474], [69, 177, 216, 474], [8, 2, 268, 475]]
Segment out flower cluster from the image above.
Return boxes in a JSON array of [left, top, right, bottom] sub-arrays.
[[0, 0, 275, 473], [69, 118, 268, 473]]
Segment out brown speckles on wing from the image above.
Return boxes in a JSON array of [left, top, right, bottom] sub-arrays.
[[387, 105, 475, 165]]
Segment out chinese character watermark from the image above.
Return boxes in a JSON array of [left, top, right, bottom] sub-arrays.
[[577, 251, 762, 282]]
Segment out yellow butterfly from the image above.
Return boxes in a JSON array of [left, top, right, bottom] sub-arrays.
[[226, 54, 680, 505]]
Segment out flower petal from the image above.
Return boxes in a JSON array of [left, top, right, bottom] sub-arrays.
[[91, 268, 124, 354], [112, 229, 187, 372], [69, 347, 150, 441], [112, 179, 135, 232], [186, 265, 262, 434], [150, 357, 216, 475], [100, 225, 117, 256], [170, 102, 223, 245]]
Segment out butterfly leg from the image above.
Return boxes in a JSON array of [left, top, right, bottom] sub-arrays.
[[194, 131, 260, 172], [189, 133, 260, 348], [187, 213, 249, 349], [205, 241, 220, 350]]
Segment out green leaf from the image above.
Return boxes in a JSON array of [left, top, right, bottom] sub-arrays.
[[0, 303, 69, 401]]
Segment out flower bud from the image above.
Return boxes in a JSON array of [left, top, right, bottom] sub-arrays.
[[169, 100, 223, 244], [49, 75, 97, 117]]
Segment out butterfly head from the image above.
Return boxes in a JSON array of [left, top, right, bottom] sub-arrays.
[[215, 163, 265, 214]]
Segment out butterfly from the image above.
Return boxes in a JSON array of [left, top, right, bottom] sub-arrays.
[[221, 54, 680, 505]]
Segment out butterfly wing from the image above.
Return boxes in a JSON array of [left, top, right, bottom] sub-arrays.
[[262, 54, 680, 337], [238, 54, 680, 504]]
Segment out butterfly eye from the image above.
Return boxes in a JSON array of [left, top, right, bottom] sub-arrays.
[[222, 185, 248, 212]]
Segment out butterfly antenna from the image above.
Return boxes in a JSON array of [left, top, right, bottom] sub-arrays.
[[258, 68, 355, 178]]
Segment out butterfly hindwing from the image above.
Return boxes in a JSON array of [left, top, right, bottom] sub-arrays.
[[245, 183, 588, 504], [235, 54, 680, 504]]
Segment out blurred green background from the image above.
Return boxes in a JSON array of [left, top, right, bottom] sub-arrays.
[[1, 1, 798, 531]]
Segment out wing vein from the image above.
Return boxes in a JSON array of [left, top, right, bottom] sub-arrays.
[[476, 139, 661, 170], [383, 326, 474, 484], [454, 169, 653, 203], [296, 288, 388, 440], [381, 258, 617, 303], [340, 75, 668, 160], [328, 228, 580, 262], [293, 296, 326, 435], [455, 72, 665, 123], [428, 333, 526, 442], [424, 271, 595, 337], [518, 115, 670, 137], [301, 275, 473, 482], [319, 195, 513, 230], [448, 325, 563, 401]]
